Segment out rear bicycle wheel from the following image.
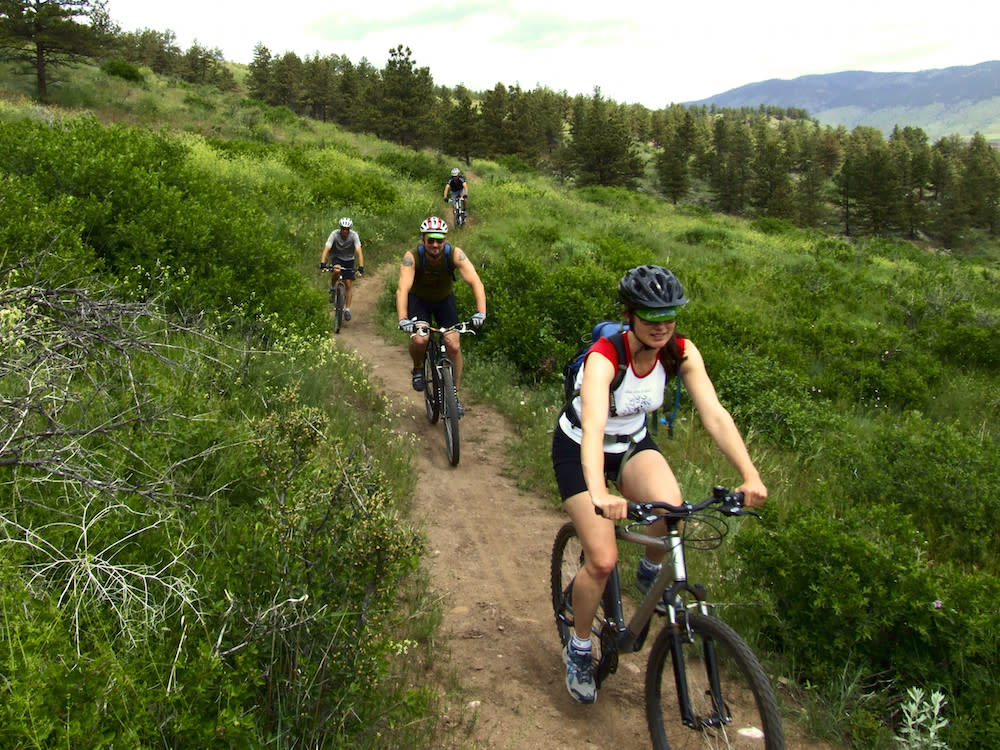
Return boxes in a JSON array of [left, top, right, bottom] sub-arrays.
[[441, 365, 460, 465], [423, 353, 439, 424], [550, 522, 617, 684], [333, 283, 346, 333], [645, 611, 784, 750]]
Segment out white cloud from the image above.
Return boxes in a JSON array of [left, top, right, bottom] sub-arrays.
[[106, 0, 999, 107]]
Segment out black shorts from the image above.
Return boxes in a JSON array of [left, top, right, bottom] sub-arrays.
[[407, 293, 459, 328], [329, 258, 357, 280], [550, 425, 660, 500]]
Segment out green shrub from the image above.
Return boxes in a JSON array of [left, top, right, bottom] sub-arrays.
[[750, 216, 797, 235], [737, 484, 1000, 749], [101, 58, 144, 83], [375, 149, 442, 184], [829, 413, 1000, 566], [473, 249, 622, 383], [0, 117, 327, 340], [676, 226, 736, 248], [496, 154, 534, 173], [709, 353, 836, 452]]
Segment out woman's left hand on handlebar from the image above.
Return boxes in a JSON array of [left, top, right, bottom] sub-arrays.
[[736, 476, 768, 507]]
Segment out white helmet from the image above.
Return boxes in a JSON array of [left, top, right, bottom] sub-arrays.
[[339, 217, 353, 229], [451, 168, 461, 177], [420, 216, 449, 235]]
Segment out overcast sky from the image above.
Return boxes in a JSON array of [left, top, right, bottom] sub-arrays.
[[105, 0, 998, 107]]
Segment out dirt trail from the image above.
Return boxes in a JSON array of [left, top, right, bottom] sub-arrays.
[[334, 265, 833, 750]]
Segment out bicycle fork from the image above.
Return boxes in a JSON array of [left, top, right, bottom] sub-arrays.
[[662, 530, 731, 729]]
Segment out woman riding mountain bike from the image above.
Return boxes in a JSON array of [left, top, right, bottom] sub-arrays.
[[551, 264, 768, 705]]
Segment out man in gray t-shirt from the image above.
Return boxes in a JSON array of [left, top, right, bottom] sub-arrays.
[[320, 217, 365, 320]]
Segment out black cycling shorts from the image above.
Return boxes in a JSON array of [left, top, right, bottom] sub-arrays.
[[551, 424, 660, 501], [329, 258, 357, 280], [407, 293, 459, 328]]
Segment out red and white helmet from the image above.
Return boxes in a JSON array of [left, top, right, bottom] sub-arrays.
[[420, 216, 449, 235]]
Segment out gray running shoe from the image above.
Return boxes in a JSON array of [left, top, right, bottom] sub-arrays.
[[343, 309, 351, 321], [562, 643, 596, 704]]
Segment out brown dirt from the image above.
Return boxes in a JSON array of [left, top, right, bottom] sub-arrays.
[[335, 264, 838, 750]]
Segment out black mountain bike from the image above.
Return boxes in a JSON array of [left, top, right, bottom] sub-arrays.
[[412, 320, 475, 466], [320, 263, 347, 333], [551, 487, 784, 750]]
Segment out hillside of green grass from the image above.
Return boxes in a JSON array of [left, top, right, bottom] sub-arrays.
[[2, 61, 998, 749]]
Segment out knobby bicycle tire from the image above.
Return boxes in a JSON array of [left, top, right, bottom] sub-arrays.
[[423, 353, 439, 424], [333, 283, 346, 334], [645, 611, 784, 750], [550, 522, 615, 683], [441, 365, 460, 465]]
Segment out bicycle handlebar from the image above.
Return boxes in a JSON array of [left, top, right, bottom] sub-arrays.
[[409, 320, 477, 337], [597, 486, 757, 522], [320, 263, 363, 275]]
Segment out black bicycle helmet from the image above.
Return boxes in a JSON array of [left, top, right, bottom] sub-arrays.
[[617, 265, 689, 308]]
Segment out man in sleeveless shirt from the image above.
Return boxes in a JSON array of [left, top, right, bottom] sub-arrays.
[[396, 216, 486, 416]]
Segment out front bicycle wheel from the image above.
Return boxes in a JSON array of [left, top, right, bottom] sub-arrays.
[[423, 353, 439, 424], [440, 365, 460, 465], [333, 283, 346, 333], [645, 611, 784, 750]]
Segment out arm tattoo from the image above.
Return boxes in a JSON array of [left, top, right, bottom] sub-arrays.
[[402, 256, 414, 267], [456, 251, 468, 262]]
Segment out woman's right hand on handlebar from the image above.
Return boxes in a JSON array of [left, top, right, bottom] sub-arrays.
[[592, 491, 628, 521]]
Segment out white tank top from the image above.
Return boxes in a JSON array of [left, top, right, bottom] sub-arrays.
[[558, 339, 667, 453]]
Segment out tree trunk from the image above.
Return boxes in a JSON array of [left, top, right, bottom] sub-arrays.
[[35, 44, 48, 102]]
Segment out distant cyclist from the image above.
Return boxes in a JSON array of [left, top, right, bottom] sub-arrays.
[[396, 216, 486, 417], [320, 217, 364, 321], [444, 167, 468, 213], [551, 264, 768, 704]]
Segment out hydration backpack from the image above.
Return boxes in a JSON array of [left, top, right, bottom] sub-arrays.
[[562, 321, 629, 405], [562, 321, 684, 437], [416, 243, 456, 279]]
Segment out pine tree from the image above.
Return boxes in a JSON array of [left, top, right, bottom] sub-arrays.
[[0, 0, 100, 100], [962, 133, 1000, 233], [247, 43, 273, 103], [371, 45, 436, 148], [567, 89, 642, 187]]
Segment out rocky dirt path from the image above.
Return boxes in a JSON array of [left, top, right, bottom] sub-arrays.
[[334, 264, 834, 750]]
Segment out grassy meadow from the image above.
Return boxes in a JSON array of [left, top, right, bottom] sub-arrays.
[[2, 60, 999, 749]]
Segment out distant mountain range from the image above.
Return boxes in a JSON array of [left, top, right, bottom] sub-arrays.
[[687, 61, 1000, 142]]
